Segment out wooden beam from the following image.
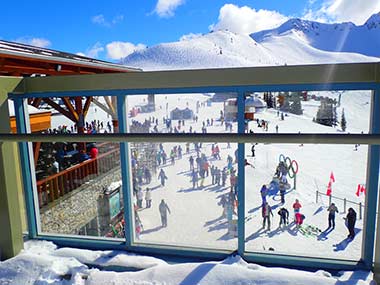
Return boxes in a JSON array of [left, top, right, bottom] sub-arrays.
[[104, 96, 116, 116], [62, 97, 79, 121], [33, 141, 41, 167], [83, 97, 92, 117], [92, 97, 112, 116], [42, 98, 77, 122], [31, 97, 42, 108]]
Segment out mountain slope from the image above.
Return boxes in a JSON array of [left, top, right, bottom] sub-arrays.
[[122, 14, 380, 71], [251, 13, 380, 57]]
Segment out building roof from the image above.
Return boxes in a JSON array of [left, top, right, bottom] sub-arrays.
[[0, 40, 141, 76]]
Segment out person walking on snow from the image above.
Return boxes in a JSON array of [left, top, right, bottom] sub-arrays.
[[159, 199, 171, 227], [327, 203, 339, 229], [262, 202, 274, 231], [158, 169, 168, 187], [191, 169, 199, 189], [136, 187, 144, 208], [260, 184, 268, 204]]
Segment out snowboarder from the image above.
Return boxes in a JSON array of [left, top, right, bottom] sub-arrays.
[[158, 169, 168, 187], [278, 207, 289, 228], [262, 202, 274, 231], [327, 203, 339, 229], [159, 199, 171, 227], [145, 188, 152, 208], [345, 207, 357, 239]]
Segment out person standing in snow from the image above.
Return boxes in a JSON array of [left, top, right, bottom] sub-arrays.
[[345, 207, 357, 239], [327, 203, 339, 229], [260, 184, 268, 204], [136, 187, 144, 208], [279, 174, 287, 204], [158, 169, 168, 187], [262, 202, 274, 231], [191, 169, 199, 189], [292, 199, 302, 220], [278, 207, 289, 228], [145, 188, 152, 208], [159, 199, 171, 227]]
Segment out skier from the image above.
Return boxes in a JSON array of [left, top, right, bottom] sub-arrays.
[[345, 207, 357, 239], [159, 199, 171, 227], [262, 202, 274, 231], [327, 203, 339, 229], [292, 199, 302, 220], [145, 188, 152, 208], [278, 207, 289, 228], [158, 169, 168, 187]]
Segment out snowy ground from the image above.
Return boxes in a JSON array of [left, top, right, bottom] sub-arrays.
[[45, 90, 371, 261], [0, 240, 374, 285]]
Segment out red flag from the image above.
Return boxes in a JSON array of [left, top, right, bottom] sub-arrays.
[[326, 182, 332, 196], [361, 185, 366, 195], [356, 184, 361, 197], [330, 172, 335, 183]]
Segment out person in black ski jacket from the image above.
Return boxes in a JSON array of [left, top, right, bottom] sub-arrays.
[[278, 207, 289, 228], [345, 207, 357, 239]]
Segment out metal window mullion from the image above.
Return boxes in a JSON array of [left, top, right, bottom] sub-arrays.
[[237, 91, 245, 255], [363, 88, 380, 268], [117, 96, 133, 247], [13, 98, 38, 238]]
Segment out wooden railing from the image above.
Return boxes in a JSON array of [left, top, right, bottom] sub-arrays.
[[36, 147, 120, 207]]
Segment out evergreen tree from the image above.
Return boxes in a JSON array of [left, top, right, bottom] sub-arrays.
[[289, 92, 303, 115], [341, 108, 347, 131]]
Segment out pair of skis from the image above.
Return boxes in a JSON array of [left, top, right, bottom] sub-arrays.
[[299, 224, 322, 237]]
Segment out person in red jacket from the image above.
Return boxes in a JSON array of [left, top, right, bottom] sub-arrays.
[[89, 146, 98, 159], [292, 199, 302, 220]]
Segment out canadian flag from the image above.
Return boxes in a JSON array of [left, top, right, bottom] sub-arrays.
[[326, 171, 335, 196], [356, 184, 366, 197]]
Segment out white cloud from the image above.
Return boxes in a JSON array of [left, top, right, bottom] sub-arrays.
[[15, 37, 51, 48], [77, 42, 104, 59], [106, 41, 146, 60], [154, 0, 185, 18], [179, 33, 202, 41], [303, 0, 380, 24], [92, 14, 124, 27], [210, 4, 289, 34]]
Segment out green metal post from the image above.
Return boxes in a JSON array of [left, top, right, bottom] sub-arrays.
[[0, 77, 24, 260]]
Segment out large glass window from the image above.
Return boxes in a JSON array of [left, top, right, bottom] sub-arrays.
[[243, 88, 371, 260], [124, 93, 239, 250]]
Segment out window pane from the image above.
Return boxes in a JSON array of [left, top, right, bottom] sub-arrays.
[[126, 93, 238, 134], [244, 90, 371, 134], [244, 143, 366, 261]]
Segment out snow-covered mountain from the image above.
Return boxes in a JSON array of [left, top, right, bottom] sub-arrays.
[[251, 12, 380, 58], [122, 13, 380, 71]]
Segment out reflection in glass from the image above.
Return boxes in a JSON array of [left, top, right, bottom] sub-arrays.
[[244, 143, 366, 260]]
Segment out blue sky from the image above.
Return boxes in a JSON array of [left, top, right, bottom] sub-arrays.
[[1, 0, 379, 61]]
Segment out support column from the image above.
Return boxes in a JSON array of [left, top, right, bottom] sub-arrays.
[[0, 77, 24, 260], [372, 88, 380, 283], [237, 91, 245, 255]]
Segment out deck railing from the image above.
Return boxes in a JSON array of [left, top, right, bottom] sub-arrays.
[[36, 147, 120, 207]]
